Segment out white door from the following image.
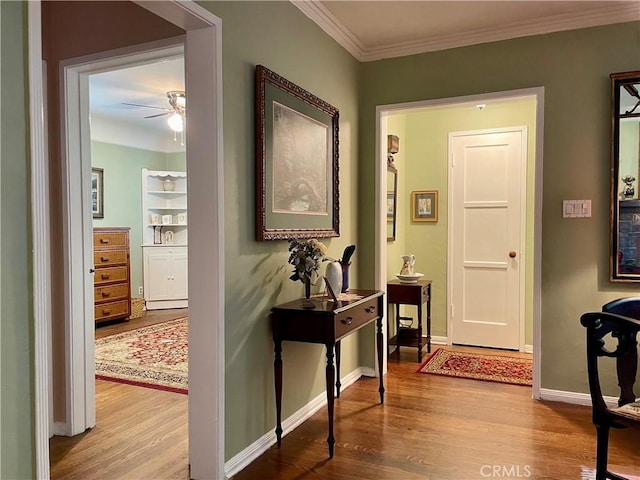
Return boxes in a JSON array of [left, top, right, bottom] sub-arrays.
[[449, 127, 526, 350]]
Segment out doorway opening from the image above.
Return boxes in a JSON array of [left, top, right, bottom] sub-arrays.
[[375, 88, 543, 397], [29, 1, 225, 478]]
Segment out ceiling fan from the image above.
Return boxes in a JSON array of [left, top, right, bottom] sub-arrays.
[[123, 90, 186, 132]]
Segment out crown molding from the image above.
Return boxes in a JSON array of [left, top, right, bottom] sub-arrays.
[[292, 0, 365, 61], [292, 1, 640, 63]]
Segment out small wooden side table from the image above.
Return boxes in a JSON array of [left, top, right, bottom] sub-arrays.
[[387, 279, 432, 362], [271, 289, 385, 459]]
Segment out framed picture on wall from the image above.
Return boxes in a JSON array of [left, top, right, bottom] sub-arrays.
[[255, 64, 340, 241], [387, 193, 396, 219], [412, 190, 438, 222], [91, 167, 104, 219]]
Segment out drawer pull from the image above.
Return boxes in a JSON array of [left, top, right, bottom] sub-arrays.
[[100, 256, 109, 262], [365, 306, 375, 313], [102, 309, 111, 315], [101, 274, 110, 280], [100, 238, 110, 244], [341, 317, 353, 325], [101, 292, 110, 297]]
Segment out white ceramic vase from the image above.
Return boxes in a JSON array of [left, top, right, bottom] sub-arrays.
[[325, 261, 342, 298], [163, 179, 175, 191]]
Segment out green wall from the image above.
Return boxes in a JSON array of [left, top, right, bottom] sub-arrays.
[[204, 1, 360, 459], [91, 141, 184, 298], [360, 21, 640, 393], [1, 2, 35, 479], [4, 1, 640, 476]]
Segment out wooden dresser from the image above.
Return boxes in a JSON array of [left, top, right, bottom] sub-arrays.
[[93, 227, 131, 323]]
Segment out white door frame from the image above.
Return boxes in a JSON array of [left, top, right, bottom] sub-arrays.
[[375, 87, 544, 399], [28, 2, 225, 478], [448, 126, 527, 351], [61, 40, 186, 433]]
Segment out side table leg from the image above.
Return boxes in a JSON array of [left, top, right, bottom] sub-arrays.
[[325, 343, 336, 458], [335, 340, 342, 398], [395, 303, 401, 357], [426, 284, 432, 353], [417, 301, 423, 363], [376, 316, 385, 404], [274, 339, 283, 447]]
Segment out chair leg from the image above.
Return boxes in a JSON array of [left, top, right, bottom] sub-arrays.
[[595, 424, 609, 480]]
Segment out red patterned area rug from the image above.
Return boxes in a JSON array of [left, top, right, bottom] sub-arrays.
[[416, 348, 533, 386], [95, 317, 188, 394]]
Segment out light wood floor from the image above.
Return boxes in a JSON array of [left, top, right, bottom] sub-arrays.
[[50, 329, 639, 479]]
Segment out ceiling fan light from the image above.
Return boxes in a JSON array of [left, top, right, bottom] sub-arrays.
[[167, 112, 184, 132]]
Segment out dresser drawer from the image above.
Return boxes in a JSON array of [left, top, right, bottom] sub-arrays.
[[335, 297, 379, 339], [94, 299, 130, 322], [94, 249, 127, 267], [93, 231, 128, 249], [94, 266, 128, 285], [94, 283, 129, 303]]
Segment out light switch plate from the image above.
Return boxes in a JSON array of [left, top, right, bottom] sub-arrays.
[[563, 200, 591, 218]]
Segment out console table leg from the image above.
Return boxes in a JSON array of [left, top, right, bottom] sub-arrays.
[[417, 302, 423, 363], [335, 340, 342, 398], [274, 339, 283, 447], [426, 284, 432, 353], [376, 316, 385, 404], [325, 343, 336, 458]]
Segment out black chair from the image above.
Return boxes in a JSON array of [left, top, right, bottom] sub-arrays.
[[580, 297, 640, 480]]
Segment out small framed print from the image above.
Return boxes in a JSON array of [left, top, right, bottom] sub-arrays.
[[162, 214, 173, 225], [148, 213, 161, 225], [412, 190, 438, 222], [387, 193, 395, 219], [91, 167, 104, 218], [177, 212, 187, 225]]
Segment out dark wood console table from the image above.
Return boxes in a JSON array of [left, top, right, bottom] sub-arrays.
[[387, 279, 432, 362], [271, 289, 385, 458]]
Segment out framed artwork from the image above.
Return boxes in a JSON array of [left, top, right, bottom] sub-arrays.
[[387, 193, 396, 219], [91, 167, 104, 219], [412, 190, 438, 222], [255, 64, 340, 241]]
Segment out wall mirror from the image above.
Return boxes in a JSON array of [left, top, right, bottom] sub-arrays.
[[387, 160, 398, 241], [611, 70, 640, 281]]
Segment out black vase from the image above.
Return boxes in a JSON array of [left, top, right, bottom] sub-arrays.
[[340, 262, 351, 293], [304, 277, 311, 299]]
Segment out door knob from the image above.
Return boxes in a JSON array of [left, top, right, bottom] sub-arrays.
[[509, 251, 517, 258]]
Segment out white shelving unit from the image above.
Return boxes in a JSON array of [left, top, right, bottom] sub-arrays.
[[142, 169, 188, 310]]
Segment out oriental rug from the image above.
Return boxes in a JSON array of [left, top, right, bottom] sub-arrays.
[[95, 317, 188, 394], [416, 348, 533, 386]]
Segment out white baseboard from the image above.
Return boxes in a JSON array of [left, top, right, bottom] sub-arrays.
[[52, 422, 69, 437], [224, 367, 369, 479], [539, 388, 618, 408]]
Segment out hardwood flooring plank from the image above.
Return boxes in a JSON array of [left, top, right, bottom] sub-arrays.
[[50, 344, 639, 479]]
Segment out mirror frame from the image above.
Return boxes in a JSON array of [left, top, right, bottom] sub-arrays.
[[610, 70, 640, 282], [387, 162, 398, 241]]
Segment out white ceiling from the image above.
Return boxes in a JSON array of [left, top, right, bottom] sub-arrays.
[[89, 1, 639, 150], [301, 0, 640, 61], [89, 56, 185, 153]]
